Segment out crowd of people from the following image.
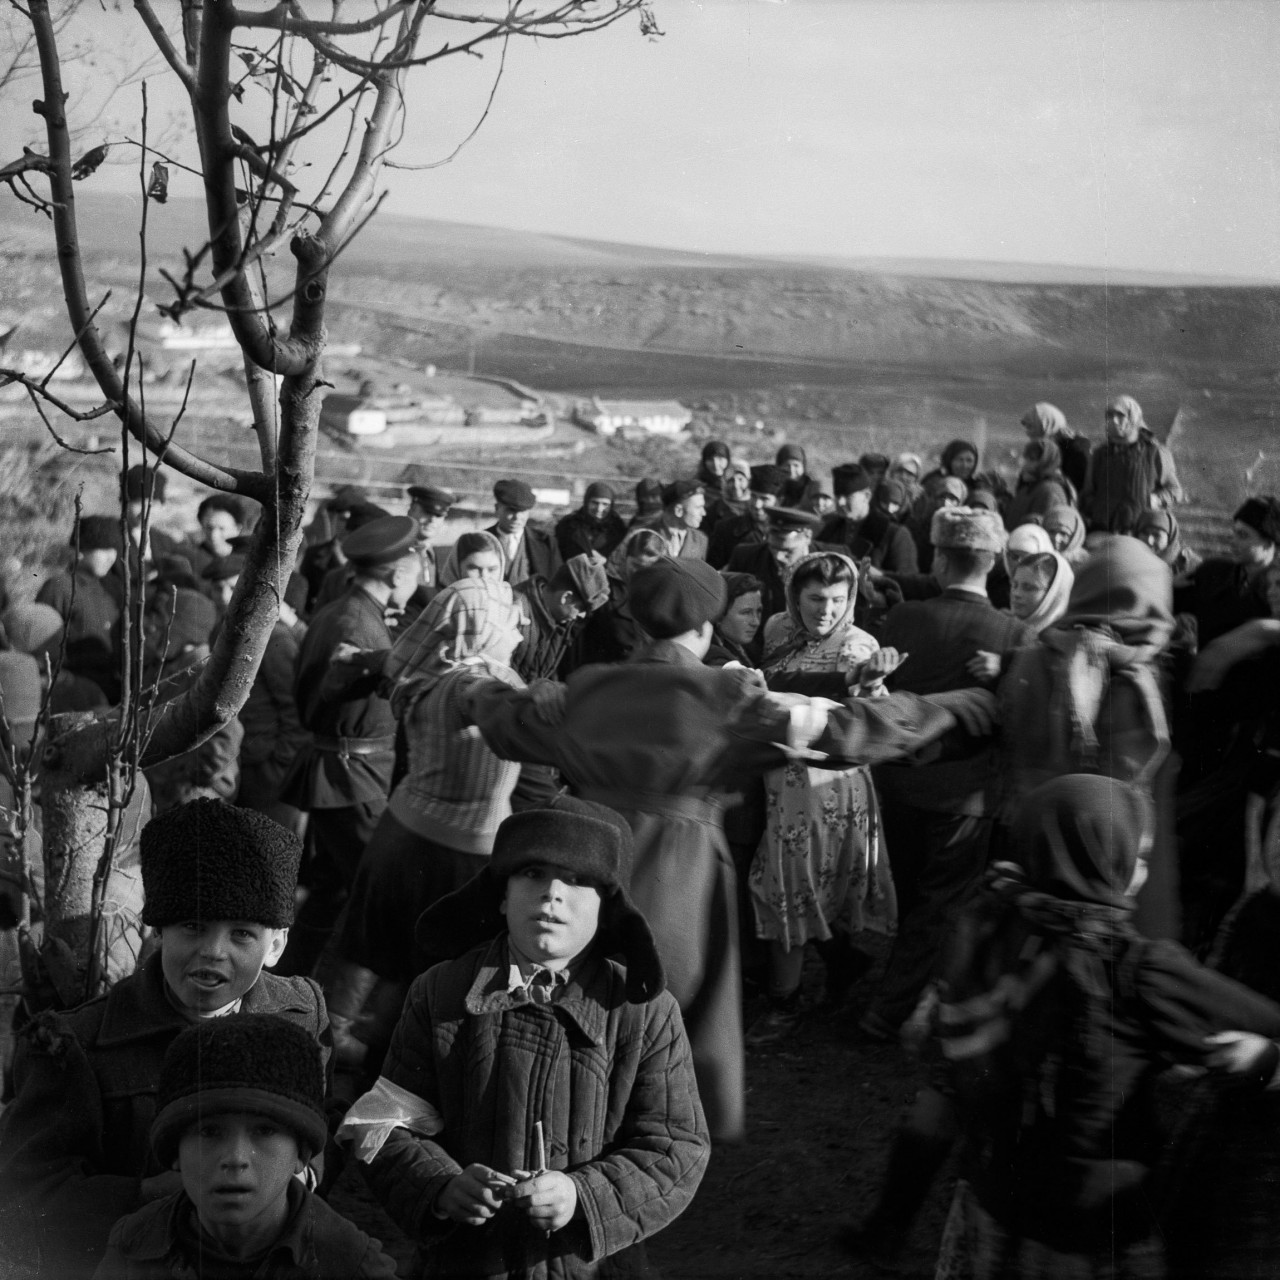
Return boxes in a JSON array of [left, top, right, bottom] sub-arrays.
[[1, 390, 1280, 1278]]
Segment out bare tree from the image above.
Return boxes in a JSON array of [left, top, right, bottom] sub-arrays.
[[0, 0, 655, 1008]]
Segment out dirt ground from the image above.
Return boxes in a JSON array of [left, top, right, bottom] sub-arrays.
[[331, 941, 953, 1280]]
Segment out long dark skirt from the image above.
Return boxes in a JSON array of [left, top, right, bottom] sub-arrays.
[[340, 809, 487, 984]]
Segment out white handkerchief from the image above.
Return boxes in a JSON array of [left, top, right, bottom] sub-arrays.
[[336, 1075, 445, 1163]]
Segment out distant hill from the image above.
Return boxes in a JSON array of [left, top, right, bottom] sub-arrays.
[[5, 190, 1280, 385]]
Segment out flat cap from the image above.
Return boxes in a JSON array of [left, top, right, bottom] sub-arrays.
[[494, 478, 536, 512], [661, 479, 703, 507], [124, 464, 166, 503], [342, 514, 419, 568], [766, 506, 821, 533], [325, 484, 368, 512], [629, 557, 728, 638], [748, 465, 788, 497], [344, 501, 391, 533], [931, 505, 1007, 554], [406, 484, 455, 517]]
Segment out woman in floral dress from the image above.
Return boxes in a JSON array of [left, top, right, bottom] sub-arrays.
[[748, 550, 898, 1041]]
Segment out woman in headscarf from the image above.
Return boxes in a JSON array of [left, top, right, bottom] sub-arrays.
[[1004, 437, 1077, 532], [452, 529, 507, 584], [926, 775, 1280, 1280], [575, 526, 666, 664], [328, 577, 527, 1067], [696, 439, 732, 490], [1133, 508, 1199, 578], [776, 442, 819, 509], [747, 551, 897, 1041], [703, 458, 751, 533], [1020, 401, 1091, 493], [554, 481, 627, 562], [989, 520, 1054, 611], [998, 538, 1178, 938], [1043, 503, 1088, 565], [1008, 550, 1074, 636]]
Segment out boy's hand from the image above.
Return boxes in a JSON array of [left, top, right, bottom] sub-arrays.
[[436, 1164, 512, 1225], [139, 1171, 183, 1202], [507, 1170, 578, 1232]]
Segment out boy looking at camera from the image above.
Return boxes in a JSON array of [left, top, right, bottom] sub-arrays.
[[340, 796, 710, 1279], [0, 800, 329, 1279], [94, 1015, 394, 1279]]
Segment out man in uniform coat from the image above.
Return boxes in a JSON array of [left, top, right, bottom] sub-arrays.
[[727, 505, 842, 625], [279, 515, 421, 976], [460, 557, 997, 1141], [707, 464, 786, 569], [405, 482, 454, 612], [863, 506, 1033, 1040]]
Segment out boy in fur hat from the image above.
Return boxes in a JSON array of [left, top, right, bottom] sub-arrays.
[[0, 800, 330, 1280], [340, 795, 710, 1279], [96, 1015, 394, 1278]]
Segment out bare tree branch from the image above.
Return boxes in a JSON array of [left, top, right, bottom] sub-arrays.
[[132, 0, 196, 94]]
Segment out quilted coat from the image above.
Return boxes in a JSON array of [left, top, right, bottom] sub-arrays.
[[366, 937, 710, 1279]]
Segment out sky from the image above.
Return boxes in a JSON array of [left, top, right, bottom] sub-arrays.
[[5, 0, 1280, 280]]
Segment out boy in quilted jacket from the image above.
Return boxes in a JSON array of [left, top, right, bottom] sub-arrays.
[[339, 795, 710, 1279]]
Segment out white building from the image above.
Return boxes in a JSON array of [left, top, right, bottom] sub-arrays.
[[575, 397, 691, 437]]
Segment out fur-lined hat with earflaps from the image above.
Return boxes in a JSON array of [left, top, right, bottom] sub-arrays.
[[415, 795, 664, 1002]]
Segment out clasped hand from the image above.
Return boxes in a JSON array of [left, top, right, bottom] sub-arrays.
[[437, 1163, 577, 1232]]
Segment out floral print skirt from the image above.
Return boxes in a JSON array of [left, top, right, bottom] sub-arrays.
[[749, 760, 896, 949]]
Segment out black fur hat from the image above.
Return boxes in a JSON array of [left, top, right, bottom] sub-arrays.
[[151, 1014, 326, 1166], [1235, 496, 1280, 546], [415, 795, 665, 1002], [140, 798, 301, 929]]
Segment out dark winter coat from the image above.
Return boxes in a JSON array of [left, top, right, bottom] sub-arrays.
[[706, 512, 764, 570], [280, 584, 395, 811], [816, 511, 919, 574], [366, 937, 709, 1280], [877, 588, 1032, 816], [238, 617, 311, 810], [93, 1178, 397, 1279], [0, 955, 329, 1280], [1080, 430, 1182, 532], [554, 508, 627, 563]]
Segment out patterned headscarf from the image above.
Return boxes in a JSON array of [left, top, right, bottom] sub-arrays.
[[385, 577, 524, 715], [762, 550, 862, 671], [605, 526, 667, 585]]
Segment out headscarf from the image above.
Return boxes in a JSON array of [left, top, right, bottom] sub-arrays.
[[762, 550, 860, 670], [454, 530, 507, 578], [872, 478, 909, 519], [1132, 508, 1183, 568], [1042, 504, 1086, 561], [930, 474, 968, 505], [966, 489, 1000, 515], [605, 526, 666, 586], [697, 440, 731, 488], [941, 439, 980, 476], [1004, 522, 1054, 577], [385, 577, 524, 715], [1106, 394, 1145, 432], [1054, 536, 1174, 656], [1020, 402, 1073, 438], [1009, 551, 1074, 636], [1019, 437, 1064, 486]]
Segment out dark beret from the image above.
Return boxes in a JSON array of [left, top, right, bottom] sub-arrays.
[[858, 453, 891, 475], [342, 515, 419, 568], [494, 479, 536, 512], [634, 478, 663, 506], [628, 558, 728, 638]]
